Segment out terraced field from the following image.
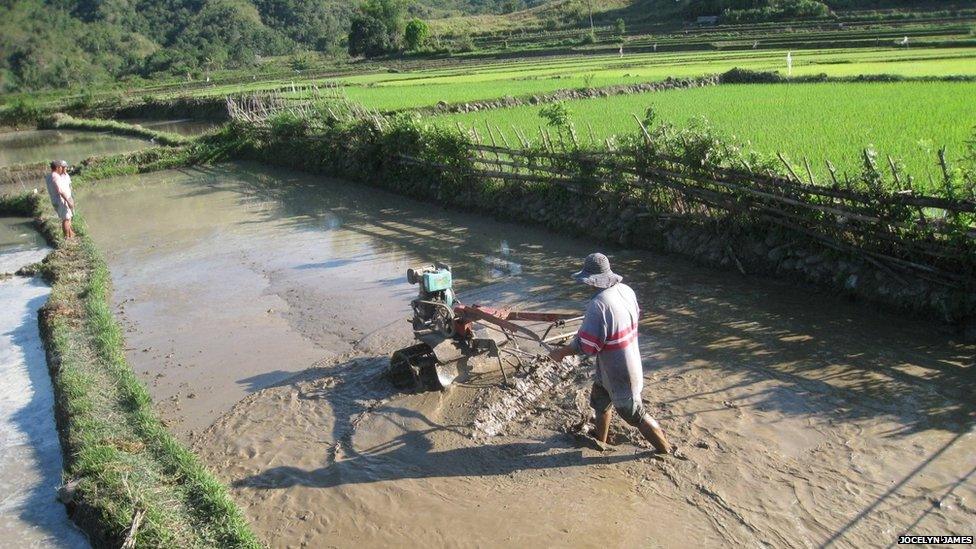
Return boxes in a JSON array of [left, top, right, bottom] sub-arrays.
[[180, 46, 976, 113], [343, 48, 976, 111], [432, 81, 976, 185]]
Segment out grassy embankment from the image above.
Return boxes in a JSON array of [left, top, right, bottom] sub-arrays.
[[39, 114, 190, 146], [0, 141, 258, 548]]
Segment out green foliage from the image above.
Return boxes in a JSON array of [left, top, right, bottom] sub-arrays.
[[615, 17, 626, 36], [348, 0, 407, 57], [0, 97, 43, 126], [363, 0, 407, 38], [289, 51, 317, 71], [405, 19, 431, 51], [435, 81, 976, 188], [685, 0, 832, 23], [348, 15, 392, 57], [0, 191, 41, 217], [538, 101, 570, 129]]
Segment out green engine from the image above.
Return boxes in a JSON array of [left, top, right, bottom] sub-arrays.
[[407, 264, 456, 335]]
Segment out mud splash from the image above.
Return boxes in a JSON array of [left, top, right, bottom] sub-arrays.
[[80, 162, 975, 547]]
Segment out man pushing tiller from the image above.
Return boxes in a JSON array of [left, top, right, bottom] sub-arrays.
[[549, 253, 672, 454]]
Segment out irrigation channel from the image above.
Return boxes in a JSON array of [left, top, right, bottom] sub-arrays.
[[0, 218, 89, 547], [73, 160, 976, 547]]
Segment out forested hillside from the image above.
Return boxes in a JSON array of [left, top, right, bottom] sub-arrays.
[[0, 0, 966, 93]]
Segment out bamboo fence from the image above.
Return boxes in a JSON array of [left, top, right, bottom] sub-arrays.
[[399, 138, 975, 290]]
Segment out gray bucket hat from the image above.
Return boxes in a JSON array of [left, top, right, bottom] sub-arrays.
[[57, 159, 69, 168], [572, 252, 622, 288]]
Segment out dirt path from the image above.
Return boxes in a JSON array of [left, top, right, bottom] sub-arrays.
[[81, 163, 975, 547]]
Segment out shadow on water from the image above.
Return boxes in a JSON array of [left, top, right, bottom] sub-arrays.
[[5, 285, 86, 546], [232, 358, 638, 491], [823, 428, 975, 548]]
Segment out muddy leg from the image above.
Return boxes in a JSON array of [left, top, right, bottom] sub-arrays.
[[594, 408, 612, 443], [62, 220, 71, 239], [638, 415, 671, 454]]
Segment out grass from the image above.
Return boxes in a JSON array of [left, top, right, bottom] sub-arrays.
[[432, 80, 976, 185], [0, 138, 255, 547]]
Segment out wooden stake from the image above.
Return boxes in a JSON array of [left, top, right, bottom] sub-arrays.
[[825, 160, 840, 187], [492, 123, 512, 148], [886, 154, 904, 189], [121, 508, 146, 549], [632, 113, 651, 145], [803, 158, 815, 186], [776, 152, 802, 183]]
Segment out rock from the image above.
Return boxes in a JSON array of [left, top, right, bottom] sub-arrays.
[[58, 479, 81, 504], [845, 274, 858, 290]]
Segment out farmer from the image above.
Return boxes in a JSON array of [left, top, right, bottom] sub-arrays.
[[44, 160, 75, 239], [548, 252, 672, 454]]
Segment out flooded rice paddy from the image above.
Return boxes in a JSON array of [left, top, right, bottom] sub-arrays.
[[0, 129, 151, 168], [118, 118, 221, 136], [76, 161, 976, 547]]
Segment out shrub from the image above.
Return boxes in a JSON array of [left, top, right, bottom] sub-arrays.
[[348, 15, 391, 58], [539, 102, 571, 130], [405, 19, 430, 51], [0, 97, 43, 126]]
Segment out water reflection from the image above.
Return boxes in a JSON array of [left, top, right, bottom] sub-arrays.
[[0, 129, 151, 167]]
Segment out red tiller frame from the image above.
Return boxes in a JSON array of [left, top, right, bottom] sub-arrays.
[[452, 304, 580, 343]]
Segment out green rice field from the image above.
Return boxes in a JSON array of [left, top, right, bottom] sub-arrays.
[[182, 46, 976, 112], [341, 47, 976, 110], [431, 81, 976, 185]]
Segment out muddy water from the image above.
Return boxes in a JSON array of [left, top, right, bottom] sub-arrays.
[[0, 218, 89, 547], [81, 162, 974, 547], [0, 129, 152, 168], [120, 118, 221, 136]]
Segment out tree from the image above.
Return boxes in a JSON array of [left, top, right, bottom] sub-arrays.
[[502, 0, 523, 13], [615, 18, 626, 36], [348, 15, 390, 58], [347, 0, 404, 56], [404, 18, 429, 51], [362, 0, 405, 48]]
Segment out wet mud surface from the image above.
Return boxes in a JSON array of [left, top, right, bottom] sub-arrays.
[[80, 162, 975, 547]]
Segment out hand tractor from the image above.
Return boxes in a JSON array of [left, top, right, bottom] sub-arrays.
[[389, 263, 582, 391]]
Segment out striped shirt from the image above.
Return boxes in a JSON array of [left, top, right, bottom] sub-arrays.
[[571, 283, 644, 403]]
